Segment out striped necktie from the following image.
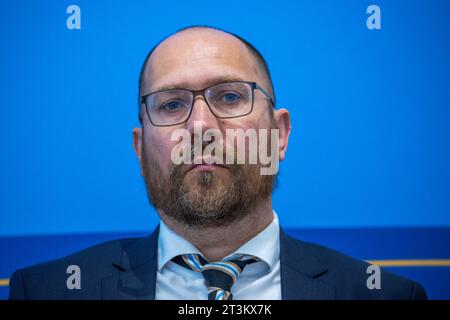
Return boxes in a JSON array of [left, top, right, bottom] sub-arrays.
[[172, 253, 258, 300]]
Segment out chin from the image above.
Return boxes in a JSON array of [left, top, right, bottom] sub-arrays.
[[183, 174, 228, 194]]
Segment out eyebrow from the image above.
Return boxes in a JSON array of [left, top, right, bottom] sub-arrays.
[[149, 75, 247, 94]]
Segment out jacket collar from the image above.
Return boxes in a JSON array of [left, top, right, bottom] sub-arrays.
[[279, 228, 335, 299], [101, 226, 159, 300], [102, 225, 335, 300]]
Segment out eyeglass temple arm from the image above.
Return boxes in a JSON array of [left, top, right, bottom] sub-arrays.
[[138, 96, 146, 123], [253, 83, 275, 107]]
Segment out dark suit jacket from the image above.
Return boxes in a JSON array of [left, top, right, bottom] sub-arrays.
[[8, 226, 427, 300]]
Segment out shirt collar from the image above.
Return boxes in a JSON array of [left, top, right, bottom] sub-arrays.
[[157, 211, 280, 272]]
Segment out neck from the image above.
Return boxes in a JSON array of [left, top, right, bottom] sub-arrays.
[[159, 197, 274, 261]]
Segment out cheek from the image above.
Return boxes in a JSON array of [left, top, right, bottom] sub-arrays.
[[144, 129, 177, 168], [220, 117, 272, 158], [223, 112, 272, 131]]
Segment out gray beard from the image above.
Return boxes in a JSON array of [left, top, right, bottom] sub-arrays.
[[141, 149, 277, 228]]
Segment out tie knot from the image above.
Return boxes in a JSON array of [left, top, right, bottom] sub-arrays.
[[172, 254, 259, 300]]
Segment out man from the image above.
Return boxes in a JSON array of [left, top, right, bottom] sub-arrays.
[[9, 26, 427, 300]]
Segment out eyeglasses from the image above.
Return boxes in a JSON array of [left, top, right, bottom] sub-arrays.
[[140, 81, 275, 126]]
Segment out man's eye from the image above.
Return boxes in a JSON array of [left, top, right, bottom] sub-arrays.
[[220, 92, 241, 104], [160, 101, 184, 112]]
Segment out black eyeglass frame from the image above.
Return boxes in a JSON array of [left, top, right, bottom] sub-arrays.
[[139, 81, 275, 127]]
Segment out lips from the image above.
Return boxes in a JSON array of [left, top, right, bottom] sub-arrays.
[[187, 163, 227, 173]]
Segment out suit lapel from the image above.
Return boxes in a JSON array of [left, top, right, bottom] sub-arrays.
[[100, 225, 335, 300], [280, 228, 336, 300], [101, 226, 159, 300]]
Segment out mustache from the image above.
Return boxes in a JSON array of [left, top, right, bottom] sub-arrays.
[[177, 141, 232, 170], [169, 144, 247, 181]]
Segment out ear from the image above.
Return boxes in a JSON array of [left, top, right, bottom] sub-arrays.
[[274, 108, 291, 161], [132, 127, 144, 176]]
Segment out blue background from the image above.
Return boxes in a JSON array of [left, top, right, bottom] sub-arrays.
[[0, 0, 449, 299]]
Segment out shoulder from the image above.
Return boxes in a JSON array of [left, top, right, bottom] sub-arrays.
[[8, 237, 143, 300], [282, 232, 427, 300]]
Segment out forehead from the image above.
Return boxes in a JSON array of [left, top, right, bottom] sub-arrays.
[[142, 29, 261, 94]]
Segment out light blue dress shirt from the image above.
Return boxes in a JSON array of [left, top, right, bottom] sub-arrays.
[[155, 211, 281, 300]]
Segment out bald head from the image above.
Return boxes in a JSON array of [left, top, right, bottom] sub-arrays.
[[138, 26, 275, 121]]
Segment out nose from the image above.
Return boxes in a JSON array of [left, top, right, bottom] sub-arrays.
[[185, 96, 221, 135]]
